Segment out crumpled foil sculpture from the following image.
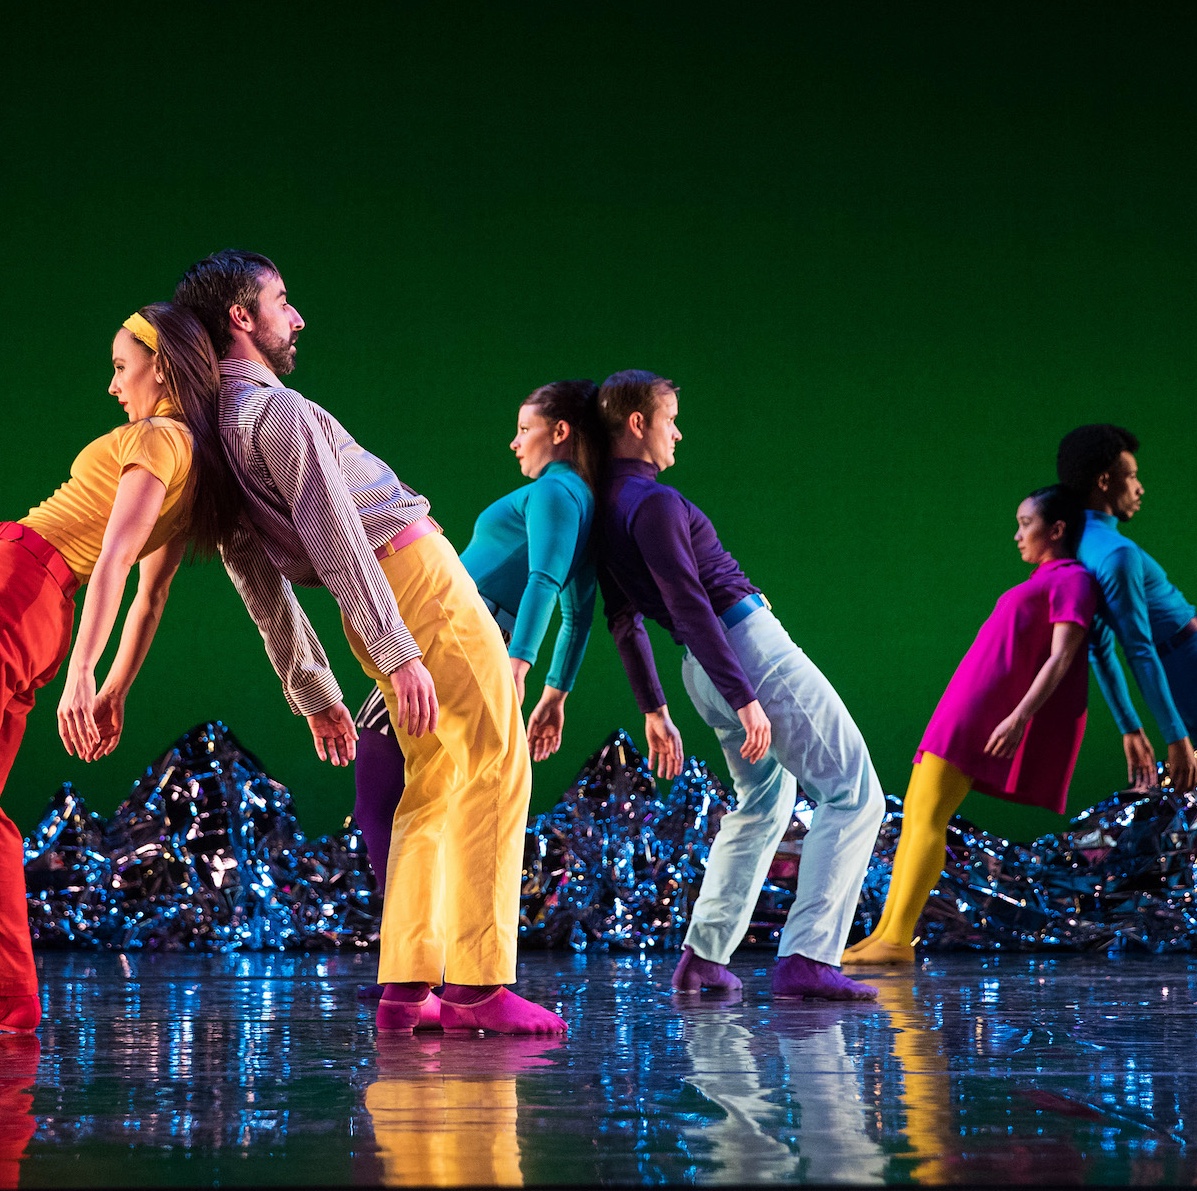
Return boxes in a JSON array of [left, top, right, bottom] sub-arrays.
[[520, 729, 732, 952], [22, 725, 1197, 952], [24, 722, 380, 951]]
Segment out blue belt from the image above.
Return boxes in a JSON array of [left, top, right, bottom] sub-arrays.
[[719, 593, 770, 630]]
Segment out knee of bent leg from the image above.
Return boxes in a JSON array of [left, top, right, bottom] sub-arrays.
[[830, 755, 886, 825]]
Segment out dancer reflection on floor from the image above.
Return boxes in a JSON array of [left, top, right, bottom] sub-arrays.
[[845, 485, 1095, 966], [0, 1035, 39, 1189], [681, 1009, 885, 1183], [352, 380, 603, 888], [1057, 425, 1197, 794], [596, 371, 884, 1000], [0, 305, 230, 1034], [176, 251, 564, 1035], [365, 1035, 560, 1186]]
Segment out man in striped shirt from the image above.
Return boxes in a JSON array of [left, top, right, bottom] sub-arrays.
[[176, 250, 565, 1036]]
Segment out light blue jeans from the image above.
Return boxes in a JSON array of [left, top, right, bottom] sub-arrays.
[[681, 608, 885, 966]]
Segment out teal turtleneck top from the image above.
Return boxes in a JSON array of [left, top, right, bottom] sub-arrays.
[[459, 460, 595, 691]]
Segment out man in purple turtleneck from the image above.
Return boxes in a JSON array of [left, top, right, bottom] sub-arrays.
[[597, 370, 884, 1000]]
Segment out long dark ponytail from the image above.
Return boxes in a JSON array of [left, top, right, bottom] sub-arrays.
[[136, 302, 242, 559], [523, 379, 605, 492]]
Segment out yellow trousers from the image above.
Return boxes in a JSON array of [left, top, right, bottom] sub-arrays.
[[870, 752, 972, 947], [342, 532, 532, 986], [365, 1073, 522, 1186]]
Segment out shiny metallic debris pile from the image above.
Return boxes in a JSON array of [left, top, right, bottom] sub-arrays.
[[854, 769, 1197, 953], [22, 726, 1197, 953], [520, 730, 734, 951], [23, 722, 380, 951]]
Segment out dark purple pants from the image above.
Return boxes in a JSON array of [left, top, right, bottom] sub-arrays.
[[353, 726, 406, 890]]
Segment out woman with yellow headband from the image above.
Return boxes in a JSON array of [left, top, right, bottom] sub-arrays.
[[0, 302, 235, 1034]]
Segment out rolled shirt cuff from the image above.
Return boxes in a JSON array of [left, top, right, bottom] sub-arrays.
[[364, 628, 424, 679], [287, 670, 345, 717]]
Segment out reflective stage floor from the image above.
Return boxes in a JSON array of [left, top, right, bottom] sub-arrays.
[[2, 950, 1195, 1187]]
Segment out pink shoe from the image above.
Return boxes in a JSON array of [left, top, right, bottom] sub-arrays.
[[671, 946, 743, 994], [441, 987, 567, 1035], [376, 991, 443, 1033], [772, 953, 878, 1001], [0, 995, 40, 1034]]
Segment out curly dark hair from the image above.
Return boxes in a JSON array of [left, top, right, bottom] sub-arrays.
[[174, 250, 279, 358], [1056, 424, 1139, 496]]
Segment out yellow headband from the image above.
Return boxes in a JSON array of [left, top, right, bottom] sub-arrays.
[[122, 312, 159, 353]]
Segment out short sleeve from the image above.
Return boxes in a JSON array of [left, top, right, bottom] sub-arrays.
[[1048, 567, 1097, 628], [115, 420, 191, 488]]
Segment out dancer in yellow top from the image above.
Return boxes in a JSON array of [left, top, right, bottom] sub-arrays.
[[0, 303, 233, 1033]]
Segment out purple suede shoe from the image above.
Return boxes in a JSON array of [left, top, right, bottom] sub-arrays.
[[670, 945, 743, 994], [772, 953, 878, 1001]]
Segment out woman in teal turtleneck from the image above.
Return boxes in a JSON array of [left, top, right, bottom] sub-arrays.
[[353, 380, 604, 889]]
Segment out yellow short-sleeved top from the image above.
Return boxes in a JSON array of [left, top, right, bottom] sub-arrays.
[[21, 400, 193, 583]]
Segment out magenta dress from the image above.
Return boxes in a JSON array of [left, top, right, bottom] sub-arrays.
[[916, 558, 1098, 814]]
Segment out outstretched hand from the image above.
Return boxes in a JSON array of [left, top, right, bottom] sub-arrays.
[[1166, 737, 1197, 794], [307, 702, 359, 765], [389, 658, 438, 737], [1122, 730, 1157, 790], [526, 687, 567, 762], [58, 668, 100, 761], [984, 711, 1028, 759], [89, 687, 127, 760], [736, 700, 772, 764], [645, 707, 684, 781]]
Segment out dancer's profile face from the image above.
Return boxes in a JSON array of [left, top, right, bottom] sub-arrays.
[[109, 327, 165, 421], [1014, 498, 1064, 565], [510, 403, 567, 478], [641, 386, 682, 471], [1100, 451, 1143, 522], [247, 273, 305, 376]]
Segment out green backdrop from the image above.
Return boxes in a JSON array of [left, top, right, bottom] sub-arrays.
[[2, 2, 1194, 844]]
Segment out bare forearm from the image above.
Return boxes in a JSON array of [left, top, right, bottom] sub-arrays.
[[69, 554, 136, 676], [100, 586, 169, 697], [1014, 647, 1079, 722]]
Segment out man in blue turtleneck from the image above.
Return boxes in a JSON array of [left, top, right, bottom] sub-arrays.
[[1057, 424, 1197, 793]]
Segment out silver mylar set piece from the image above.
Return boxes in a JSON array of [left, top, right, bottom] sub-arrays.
[[19, 724, 1197, 955]]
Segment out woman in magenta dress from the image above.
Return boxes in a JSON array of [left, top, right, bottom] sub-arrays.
[[844, 484, 1097, 965]]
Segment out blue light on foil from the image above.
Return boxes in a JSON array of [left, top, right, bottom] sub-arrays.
[[21, 726, 1197, 954]]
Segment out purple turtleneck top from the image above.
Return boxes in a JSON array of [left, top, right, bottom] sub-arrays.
[[598, 457, 758, 713]]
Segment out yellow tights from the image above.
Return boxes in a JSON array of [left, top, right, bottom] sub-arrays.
[[843, 752, 971, 962]]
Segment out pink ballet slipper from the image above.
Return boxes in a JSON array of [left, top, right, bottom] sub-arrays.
[[670, 945, 743, 994], [376, 990, 443, 1033], [440, 987, 567, 1035], [772, 953, 878, 1001], [0, 995, 40, 1035]]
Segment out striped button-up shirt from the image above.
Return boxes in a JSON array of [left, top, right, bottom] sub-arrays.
[[218, 358, 430, 715]]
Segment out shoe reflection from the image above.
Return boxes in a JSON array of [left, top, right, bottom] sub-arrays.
[[0, 1034, 39, 1191], [365, 1034, 562, 1187], [681, 1001, 885, 1184]]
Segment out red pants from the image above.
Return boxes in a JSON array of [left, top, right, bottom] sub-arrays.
[[0, 532, 74, 997]]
